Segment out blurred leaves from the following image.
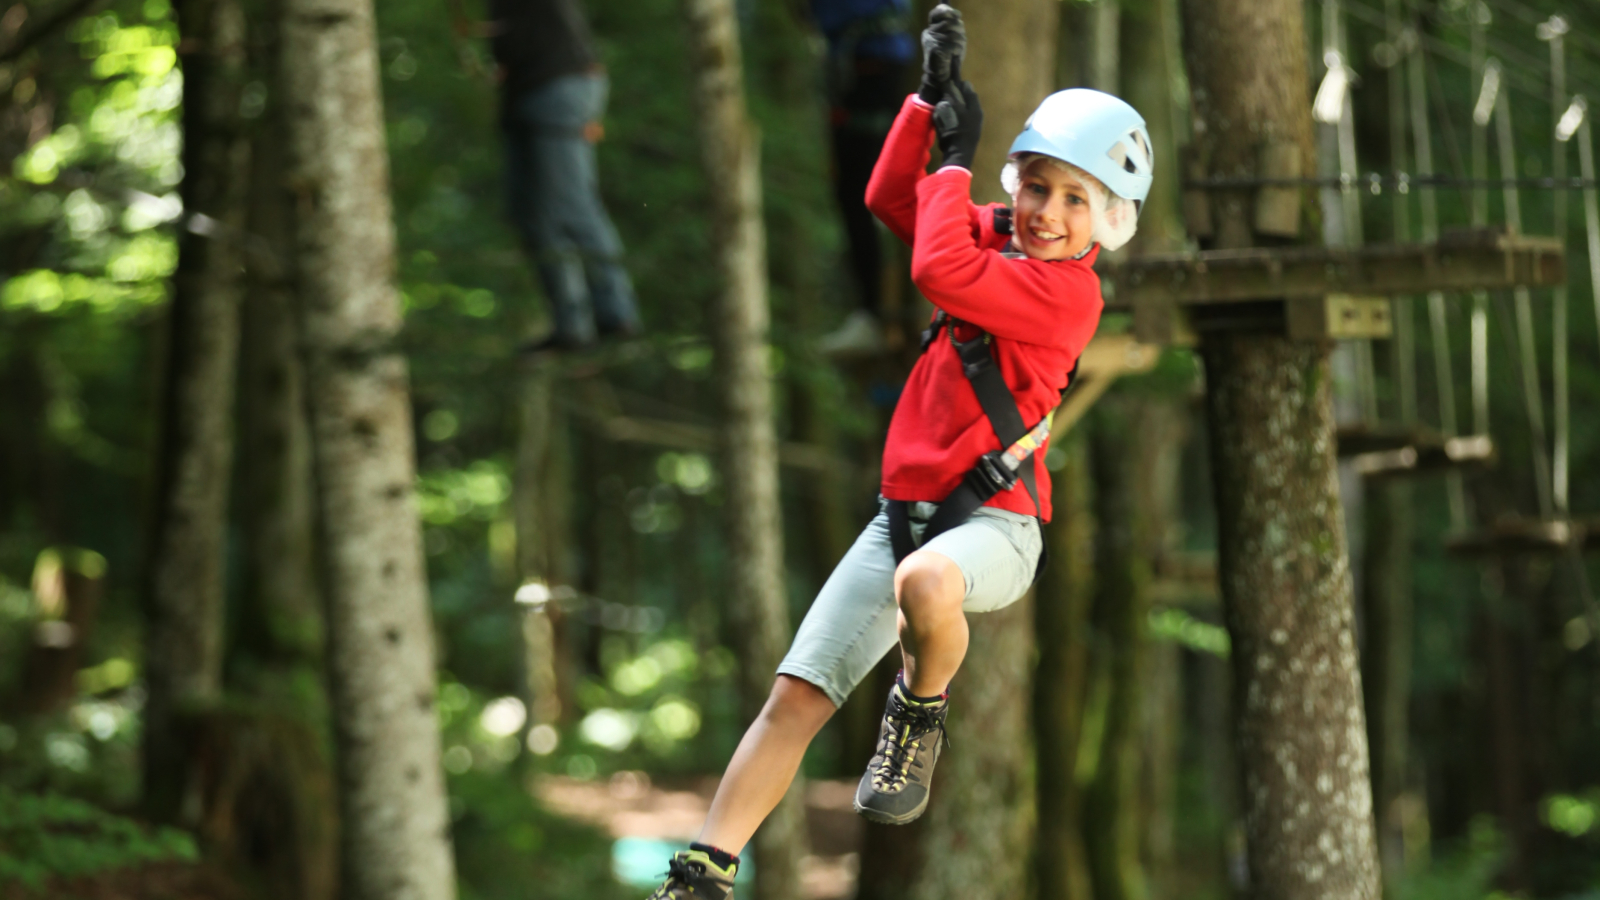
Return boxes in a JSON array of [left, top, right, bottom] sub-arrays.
[[0, 786, 196, 889]]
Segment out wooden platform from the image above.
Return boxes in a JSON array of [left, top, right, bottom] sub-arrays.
[[1049, 333, 1163, 435], [1098, 229, 1566, 342], [1445, 517, 1600, 556], [1336, 425, 1496, 478]]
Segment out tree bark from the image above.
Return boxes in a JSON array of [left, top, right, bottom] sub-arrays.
[[513, 364, 571, 731], [866, 3, 1059, 898], [279, 0, 457, 892], [1034, 432, 1095, 900], [957, 0, 1061, 204], [142, 0, 247, 824], [1181, 0, 1381, 896], [1085, 397, 1155, 900], [236, 0, 322, 697], [679, 2, 806, 897], [1360, 480, 1412, 883]]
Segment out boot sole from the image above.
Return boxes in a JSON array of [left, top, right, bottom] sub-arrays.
[[852, 793, 930, 825]]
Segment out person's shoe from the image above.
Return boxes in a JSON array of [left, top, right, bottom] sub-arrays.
[[817, 309, 887, 358], [645, 849, 737, 900], [853, 681, 949, 825]]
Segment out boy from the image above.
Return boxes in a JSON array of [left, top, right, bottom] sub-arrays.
[[648, 7, 1153, 898]]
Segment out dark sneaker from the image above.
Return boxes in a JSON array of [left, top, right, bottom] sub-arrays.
[[646, 849, 737, 900], [853, 682, 949, 825]]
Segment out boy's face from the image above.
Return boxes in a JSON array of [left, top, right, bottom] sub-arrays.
[[1013, 158, 1095, 262]]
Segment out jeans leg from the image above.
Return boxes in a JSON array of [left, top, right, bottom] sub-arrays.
[[532, 253, 597, 345], [504, 74, 640, 339]]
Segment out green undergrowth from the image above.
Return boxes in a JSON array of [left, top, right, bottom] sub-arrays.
[[0, 786, 196, 892], [450, 769, 629, 900]]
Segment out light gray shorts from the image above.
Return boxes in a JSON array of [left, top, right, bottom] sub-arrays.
[[775, 497, 1042, 707]]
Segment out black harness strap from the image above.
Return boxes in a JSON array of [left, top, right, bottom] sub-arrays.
[[890, 310, 1051, 581]]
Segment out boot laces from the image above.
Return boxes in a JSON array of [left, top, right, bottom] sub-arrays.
[[871, 698, 947, 791], [651, 856, 727, 898]]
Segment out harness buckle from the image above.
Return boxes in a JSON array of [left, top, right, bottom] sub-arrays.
[[968, 450, 1020, 497]]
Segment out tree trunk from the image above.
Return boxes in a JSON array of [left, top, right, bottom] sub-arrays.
[[957, 0, 1061, 205], [1117, 4, 1187, 890], [1034, 432, 1095, 900], [872, 3, 1059, 898], [1085, 397, 1154, 900], [142, 0, 247, 824], [236, 0, 322, 700], [1181, 0, 1382, 896], [1360, 480, 1412, 884], [279, 0, 457, 892], [513, 364, 570, 732], [18, 551, 104, 715], [679, 2, 806, 897]]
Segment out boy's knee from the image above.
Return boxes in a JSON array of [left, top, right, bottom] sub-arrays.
[[761, 675, 837, 731], [895, 551, 966, 619]]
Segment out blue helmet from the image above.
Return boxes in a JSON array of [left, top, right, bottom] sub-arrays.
[[1006, 89, 1154, 209]]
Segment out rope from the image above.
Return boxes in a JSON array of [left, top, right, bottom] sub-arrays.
[[1493, 82, 1556, 519], [1405, 2, 1470, 528]]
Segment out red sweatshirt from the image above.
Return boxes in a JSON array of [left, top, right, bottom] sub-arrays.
[[866, 94, 1104, 522]]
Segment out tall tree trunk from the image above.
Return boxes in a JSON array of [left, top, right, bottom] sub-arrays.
[[236, 0, 322, 702], [1034, 432, 1095, 900], [680, 2, 806, 898], [1180, 0, 1382, 897], [1118, 3, 1188, 891], [1360, 480, 1412, 884], [514, 364, 573, 733], [1084, 396, 1154, 900], [280, 0, 456, 893], [959, 0, 1061, 205], [142, 0, 247, 824], [888, 3, 1059, 898]]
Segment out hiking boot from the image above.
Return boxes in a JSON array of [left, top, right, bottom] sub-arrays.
[[646, 848, 737, 900], [853, 681, 949, 825]]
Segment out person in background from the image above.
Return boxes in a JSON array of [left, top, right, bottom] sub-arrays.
[[493, 0, 642, 354], [811, 0, 916, 357]]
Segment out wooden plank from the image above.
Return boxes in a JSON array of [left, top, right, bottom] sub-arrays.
[[1099, 230, 1565, 309], [1050, 334, 1162, 435], [1445, 517, 1583, 556], [1339, 426, 1495, 478]]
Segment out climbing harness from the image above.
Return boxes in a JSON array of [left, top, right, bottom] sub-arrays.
[[885, 260, 1076, 581]]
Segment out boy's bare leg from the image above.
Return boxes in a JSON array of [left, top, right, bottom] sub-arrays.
[[696, 674, 837, 853], [894, 550, 968, 697]]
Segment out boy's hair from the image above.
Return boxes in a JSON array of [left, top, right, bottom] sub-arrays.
[[1001, 152, 1139, 252]]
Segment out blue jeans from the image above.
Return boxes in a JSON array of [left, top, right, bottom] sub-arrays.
[[504, 73, 640, 343]]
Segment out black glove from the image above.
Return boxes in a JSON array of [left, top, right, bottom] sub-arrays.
[[918, 4, 966, 105], [933, 80, 983, 170]]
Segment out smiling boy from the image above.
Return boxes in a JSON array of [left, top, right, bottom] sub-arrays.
[[646, 7, 1153, 898]]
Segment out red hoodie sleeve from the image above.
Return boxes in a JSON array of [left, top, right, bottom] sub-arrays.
[[910, 167, 1103, 347], [865, 95, 938, 247]]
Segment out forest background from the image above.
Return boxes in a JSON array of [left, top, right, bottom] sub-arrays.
[[2, 0, 1600, 898]]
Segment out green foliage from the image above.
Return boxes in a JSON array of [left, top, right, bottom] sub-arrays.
[[1147, 606, 1229, 657], [1395, 817, 1507, 900], [448, 770, 630, 900], [0, 786, 195, 890]]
